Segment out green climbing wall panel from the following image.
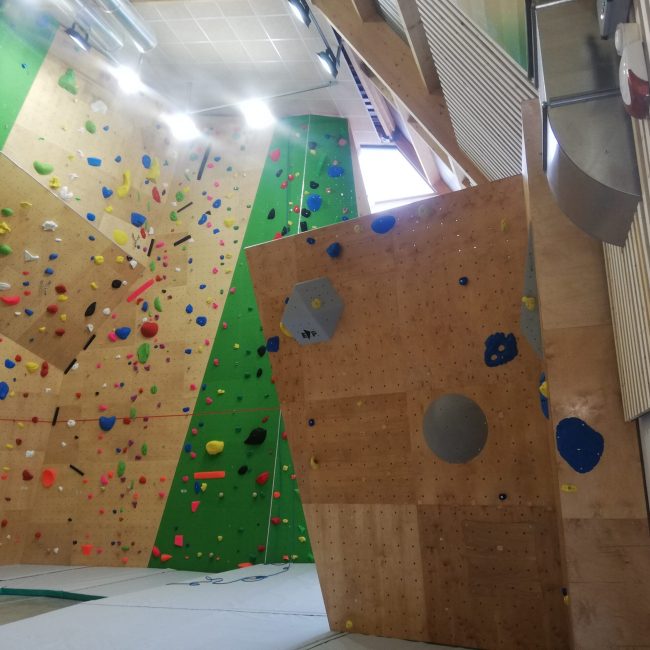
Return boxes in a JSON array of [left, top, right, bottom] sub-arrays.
[[0, 8, 56, 150], [150, 115, 358, 571]]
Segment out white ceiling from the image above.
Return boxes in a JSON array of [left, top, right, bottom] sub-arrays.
[[134, 0, 381, 144]]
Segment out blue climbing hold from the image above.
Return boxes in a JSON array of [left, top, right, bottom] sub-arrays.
[[99, 415, 116, 432], [267, 336, 280, 353], [49, 253, 58, 260], [484, 332, 518, 367], [114, 155, 122, 163], [141, 301, 148, 312], [196, 316, 207, 326], [87, 157, 102, 167], [539, 372, 549, 419], [115, 326, 131, 340], [5, 359, 15, 369], [142, 154, 152, 169], [327, 164, 345, 178], [371, 215, 396, 234], [307, 194, 322, 212], [131, 212, 146, 227], [458, 276, 468, 286], [306, 237, 316, 245], [184, 443, 192, 453], [0, 381, 8, 400], [86, 212, 96, 222], [102, 186, 113, 199], [212, 198, 222, 209], [198, 213, 208, 225], [556, 417, 604, 473], [326, 242, 342, 258], [185, 304, 194, 314]]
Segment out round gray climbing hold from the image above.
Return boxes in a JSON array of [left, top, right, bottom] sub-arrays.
[[422, 394, 488, 463]]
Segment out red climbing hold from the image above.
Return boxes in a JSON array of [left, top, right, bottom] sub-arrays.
[[191, 500, 200, 512], [40, 362, 49, 378], [0, 519, 7, 528], [1, 296, 20, 306], [174, 534, 184, 547], [270, 148, 281, 162], [140, 321, 158, 338], [152, 186, 161, 203], [46, 304, 58, 314], [256, 471, 270, 485], [55, 284, 67, 294], [160, 554, 172, 562], [152, 546, 161, 558], [22, 470, 33, 481], [81, 544, 93, 556], [41, 468, 56, 488], [270, 517, 281, 525], [55, 328, 65, 336]]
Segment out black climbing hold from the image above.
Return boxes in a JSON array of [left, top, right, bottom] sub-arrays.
[[458, 276, 468, 286], [84, 302, 96, 317], [244, 427, 267, 445], [281, 225, 288, 236], [275, 168, 283, 178], [256, 368, 263, 378], [306, 237, 316, 245], [257, 345, 267, 357], [309, 181, 319, 189], [111, 279, 122, 289], [308, 141, 317, 150], [238, 465, 248, 475], [308, 418, 315, 427], [301, 208, 311, 218], [267, 208, 276, 220], [300, 221, 308, 232], [498, 493, 507, 501]]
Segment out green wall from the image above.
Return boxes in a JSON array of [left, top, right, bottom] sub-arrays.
[[0, 7, 56, 150], [150, 115, 358, 571]]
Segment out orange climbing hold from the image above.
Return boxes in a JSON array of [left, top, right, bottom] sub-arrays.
[[193, 471, 226, 480], [41, 468, 56, 488]]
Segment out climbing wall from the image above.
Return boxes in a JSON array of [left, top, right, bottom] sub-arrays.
[[247, 176, 571, 648], [150, 115, 359, 571]]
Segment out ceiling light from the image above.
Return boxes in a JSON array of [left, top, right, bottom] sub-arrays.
[[112, 65, 143, 94], [65, 23, 90, 51], [318, 47, 339, 78], [161, 112, 201, 141], [288, 0, 311, 27], [239, 98, 276, 129]]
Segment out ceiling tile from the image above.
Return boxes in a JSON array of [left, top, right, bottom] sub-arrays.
[[184, 41, 223, 63], [158, 42, 193, 62], [254, 60, 289, 78], [147, 21, 180, 44], [212, 40, 252, 62], [219, 0, 255, 17], [272, 39, 312, 62], [186, 1, 224, 19], [168, 19, 209, 43], [134, 4, 161, 20], [226, 16, 267, 40], [249, 0, 288, 15], [262, 15, 300, 40], [199, 18, 238, 41], [155, 1, 192, 20], [242, 39, 281, 61]]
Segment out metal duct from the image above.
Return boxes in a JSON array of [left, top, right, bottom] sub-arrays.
[[70, 0, 123, 52], [94, 0, 157, 52]]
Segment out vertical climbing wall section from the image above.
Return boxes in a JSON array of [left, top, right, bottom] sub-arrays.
[[150, 115, 358, 571], [248, 176, 571, 649]]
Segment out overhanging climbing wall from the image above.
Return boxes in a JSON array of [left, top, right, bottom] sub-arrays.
[[150, 115, 358, 571], [247, 176, 571, 648]]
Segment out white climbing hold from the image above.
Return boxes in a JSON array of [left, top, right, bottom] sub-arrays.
[[91, 99, 108, 114], [71, 362, 79, 371], [102, 307, 111, 316], [25, 450, 34, 458], [0, 282, 10, 290], [42, 220, 58, 231], [66, 420, 76, 428], [69, 173, 79, 182], [129, 259, 137, 269], [59, 187, 73, 201], [24, 250, 39, 262], [86, 323, 94, 333]]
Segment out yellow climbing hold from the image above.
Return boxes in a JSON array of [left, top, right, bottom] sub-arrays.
[[311, 298, 321, 309], [0, 222, 11, 234], [309, 456, 319, 469], [217, 535, 223, 542], [539, 381, 549, 398], [345, 621, 353, 630], [145, 157, 160, 182], [217, 388, 225, 395], [105, 205, 113, 213], [500, 218, 509, 232], [298, 536, 306, 543], [38, 326, 46, 332], [205, 440, 224, 455], [57, 294, 68, 302], [117, 171, 131, 198], [279, 321, 293, 338], [561, 484, 577, 493], [94, 255, 105, 265], [233, 343, 240, 350], [223, 218, 235, 228], [113, 229, 128, 246], [200, 482, 207, 492], [521, 296, 537, 311], [20, 201, 32, 208], [25, 361, 39, 373], [90, 281, 98, 289], [49, 177, 61, 189], [59, 314, 67, 322]]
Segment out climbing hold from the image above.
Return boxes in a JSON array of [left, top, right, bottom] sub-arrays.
[[371, 215, 396, 234], [22, 470, 34, 481], [458, 276, 468, 286], [102, 186, 113, 199], [25, 361, 39, 373], [238, 465, 248, 475], [115, 327, 131, 340], [205, 440, 224, 455], [117, 461, 126, 477], [85, 120, 96, 134], [87, 157, 102, 167], [1, 295, 20, 306], [196, 316, 207, 326], [0, 382, 8, 400], [266, 336, 280, 352], [327, 164, 344, 178], [113, 230, 128, 246], [131, 212, 147, 227], [556, 417, 604, 473], [256, 471, 270, 485], [309, 456, 319, 469], [99, 416, 116, 432], [1, 208, 13, 217], [270, 148, 281, 162], [267, 208, 276, 220], [57, 68, 77, 94], [33, 161, 54, 175], [142, 154, 152, 169], [41, 468, 56, 488], [84, 302, 96, 317], [521, 295, 537, 311], [137, 343, 150, 363], [484, 332, 518, 367], [244, 428, 267, 445], [42, 220, 58, 231], [326, 242, 342, 258], [117, 171, 131, 198], [140, 321, 158, 338], [307, 194, 322, 211]]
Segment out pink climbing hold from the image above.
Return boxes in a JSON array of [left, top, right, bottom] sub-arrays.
[[108, 331, 118, 342], [256, 471, 270, 486], [81, 544, 93, 556], [100, 474, 109, 486], [174, 534, 184, 547], [191, 500, 200, 512], [160, 554, 172, 562], [270, 148, 281, 162], [1, 295, 20, 306], [151, 546, 161, 558]]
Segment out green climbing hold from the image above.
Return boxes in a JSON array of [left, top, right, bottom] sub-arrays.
[[154, 297, 163, 312], [141, 443, 148, 456], [137, 342, 151, 363], [129, 407, 136, 419], [117, 461, 126, 477], [58, 68, 78, 95], [150, 385, 158, 394], [1, 208, 13, 217], [0, 244, 12, 256], [33, 161, 54, 175], [175, 191, 184, 201], [85, 120, 96, 134], [169, 211, 178, 222]]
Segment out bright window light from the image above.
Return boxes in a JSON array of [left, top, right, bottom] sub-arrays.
[[162, 112, 200, 141], [239, 98, 276, 129], [358, 146, 435, 211], [112, 65, 143, 95]]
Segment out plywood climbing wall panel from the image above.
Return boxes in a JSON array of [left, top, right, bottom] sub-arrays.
[[247, 175, 571, 648]]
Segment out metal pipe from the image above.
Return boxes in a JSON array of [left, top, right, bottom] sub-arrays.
[[69, 0, 123, 52], [93, 0, 157, 52]]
